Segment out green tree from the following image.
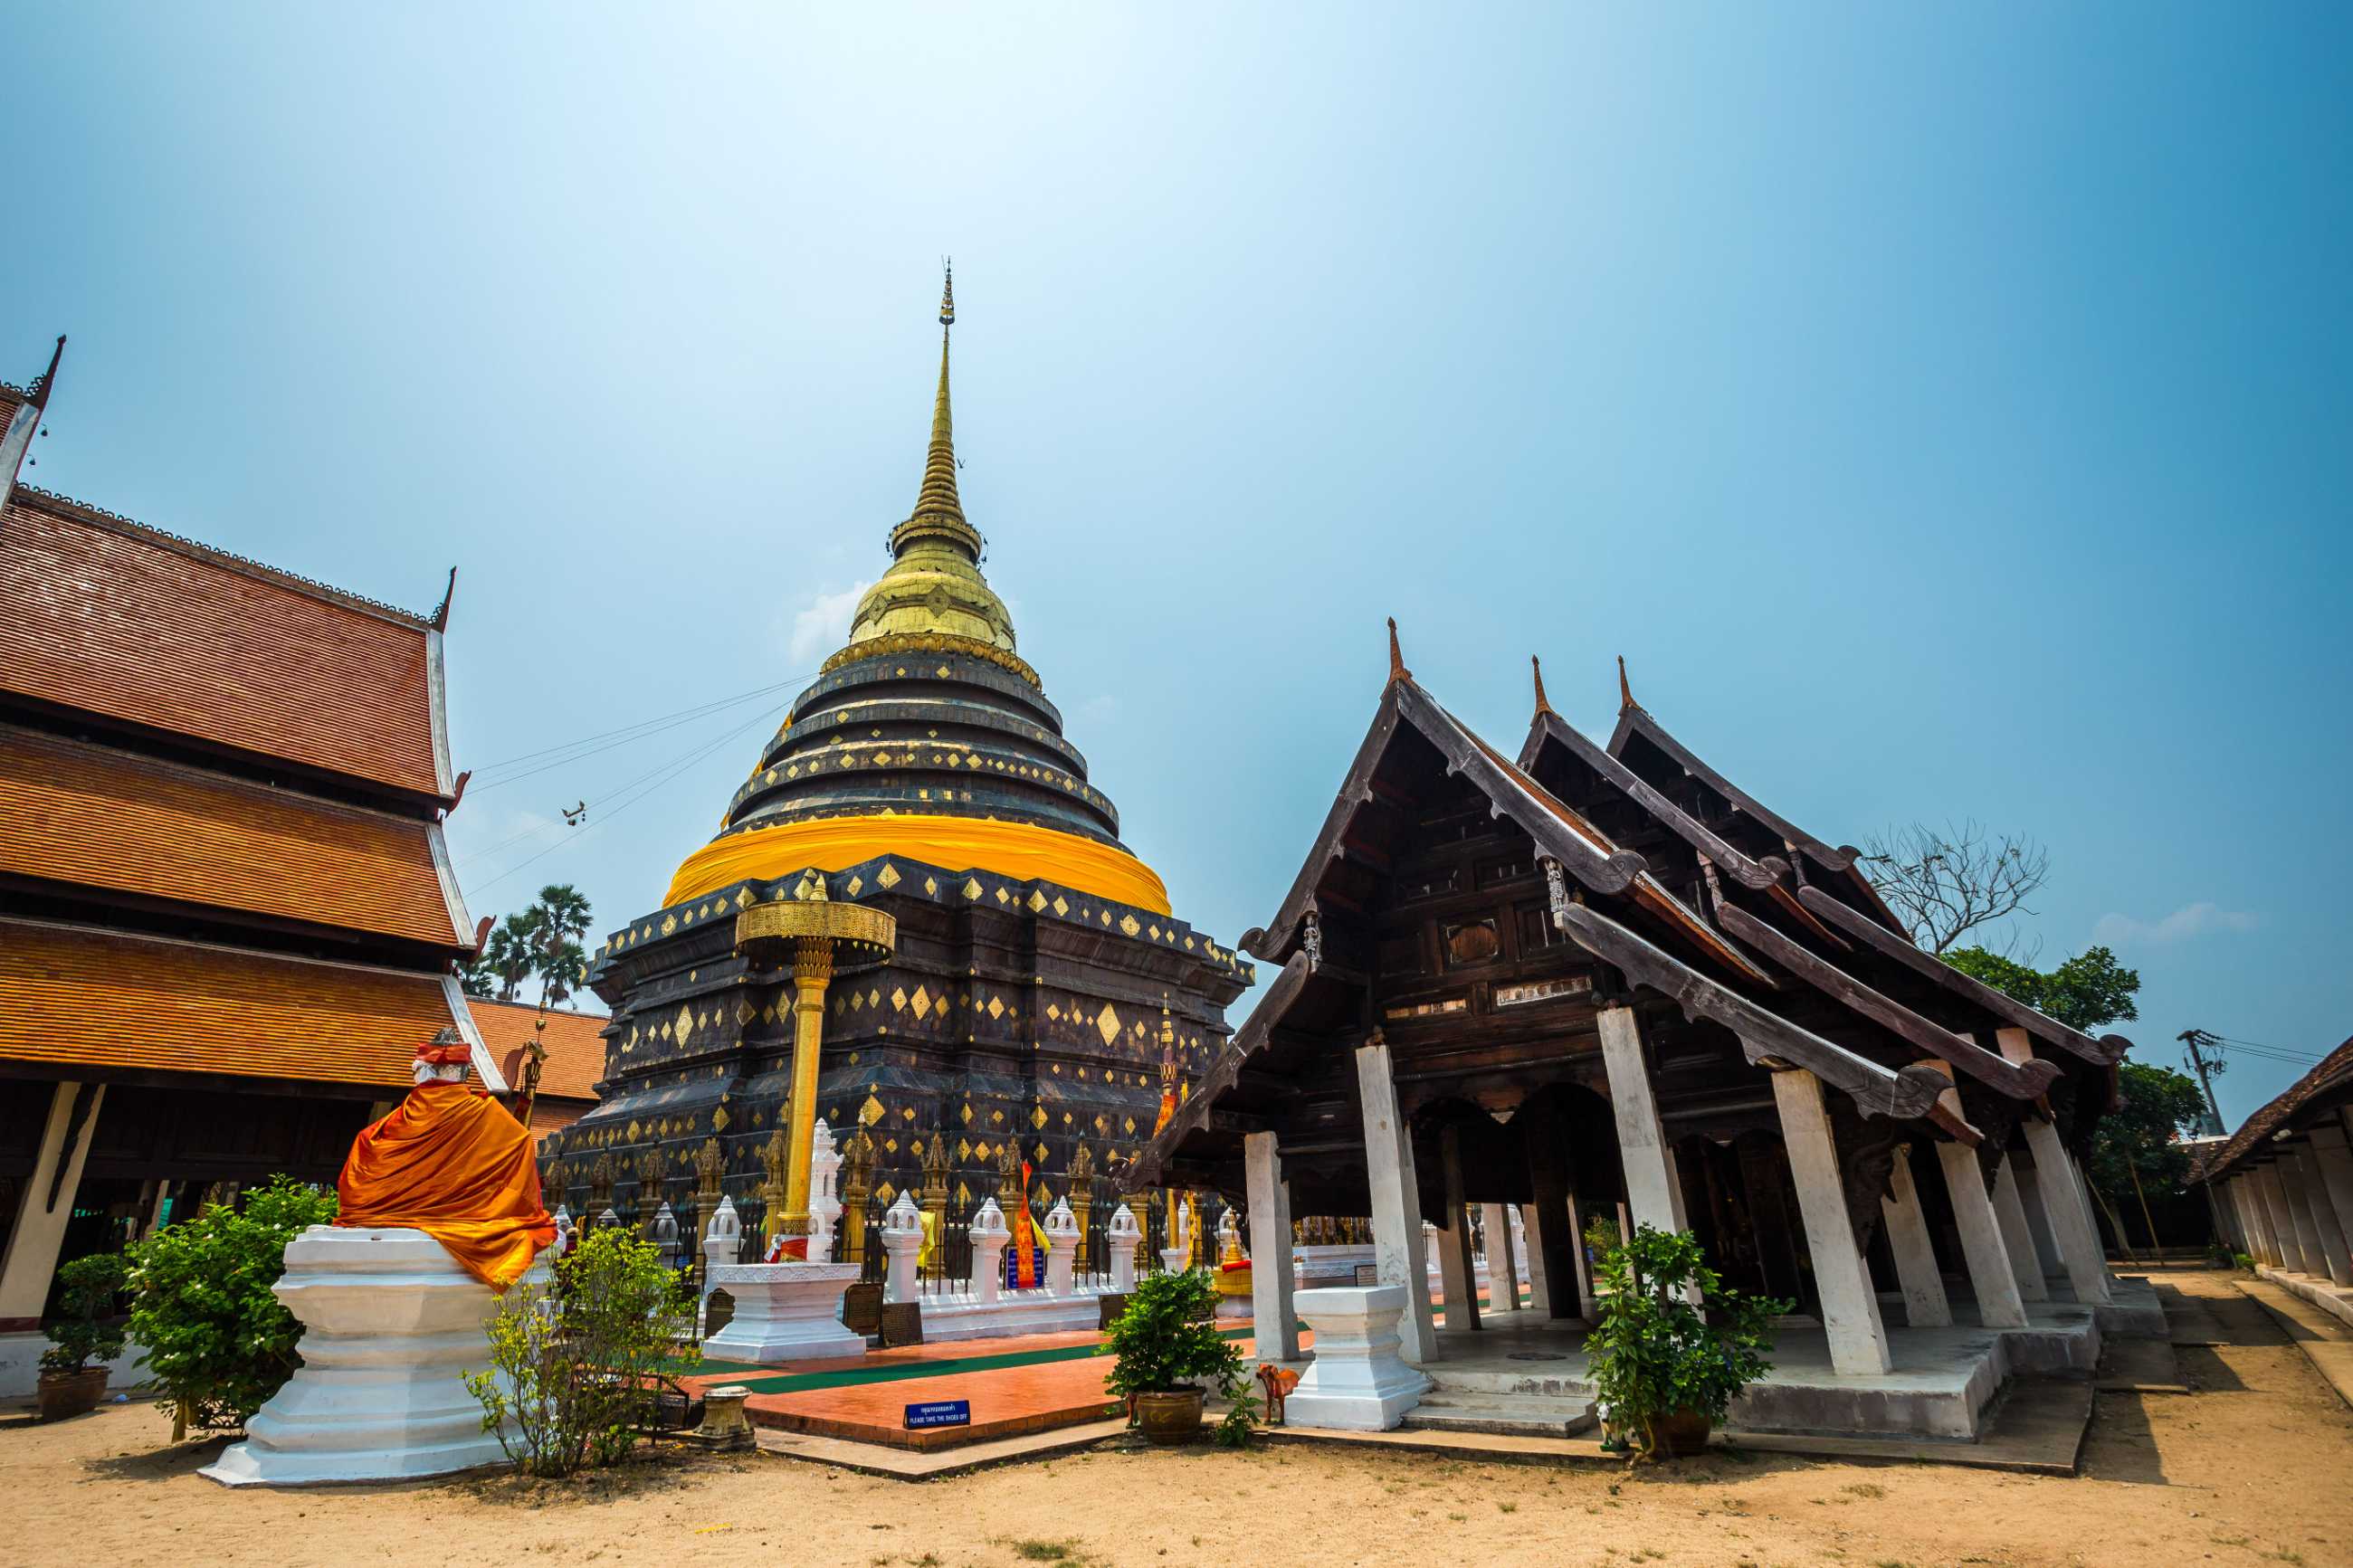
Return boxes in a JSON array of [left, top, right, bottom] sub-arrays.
[[463, 911, 544, 1001], [1943, 944, 2139, 1031], [127, 1176, 339, 1434], [2084, 1060, 2211, 1250]]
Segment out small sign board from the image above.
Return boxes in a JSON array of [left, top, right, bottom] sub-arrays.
[[904, 1399, 971, 1432]]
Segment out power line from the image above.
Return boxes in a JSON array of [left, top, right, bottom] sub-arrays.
[[469, 675, 811, 796], [465, 675, 810, 775], [460, 697, 793, 901]]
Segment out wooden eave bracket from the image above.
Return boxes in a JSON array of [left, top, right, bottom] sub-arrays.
[[1553, 901, 1947, 1125], [1795, 884, 2124, 1065], [1714, 898, 2058, 1101]]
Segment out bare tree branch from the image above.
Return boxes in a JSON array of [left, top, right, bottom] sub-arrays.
[[1859, 819, 2050, 954]]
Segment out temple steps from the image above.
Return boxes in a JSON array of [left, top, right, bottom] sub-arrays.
[[1401, 1392, 1597, 1438]]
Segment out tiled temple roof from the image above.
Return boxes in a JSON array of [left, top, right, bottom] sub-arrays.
[[0, 488, 452, 800], [0, 725, 469, 948], [471, 997, 611, 1103], [0, 918, 485, 1089]]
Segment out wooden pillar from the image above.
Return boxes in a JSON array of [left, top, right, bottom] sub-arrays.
[[1435, 1127, 1479, 1332], [2286, 1145, 2353, 1286], [2275, 1157, 2335, 1280], [0, 1083, 105, 1329], [2255, 1165, 2312, 1275], [1935, 1142, 2026, 1327], [2305, 1127, 2353, 1273], [2229, 1175, 2274, 1267], [1880, 1146, 1952, 1328], [1596, 1006, 1687, 1234], [1990, 1155, 2051, 1302], [1481, 1202, 1519, 1316], [1356, 1037, 1437, 1364], [2019, 1121, 2112, 1305], [1243, 1131, 1298, 1361], [1769, 1069, 1891, 1377]]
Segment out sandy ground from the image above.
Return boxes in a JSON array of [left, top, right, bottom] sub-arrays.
[[8, 1270, 2347, 1568]]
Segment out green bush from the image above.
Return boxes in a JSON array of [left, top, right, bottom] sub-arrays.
[[1584, 1224, 1786, 1463], [1104, 1268, 1257, 1441], [41, 1253, 128, 1374], [126, 1175, 338, 1431], [462, 1227, 696, 1477]]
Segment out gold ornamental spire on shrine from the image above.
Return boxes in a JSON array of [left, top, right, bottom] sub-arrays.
[[909, 263, 969, 536]]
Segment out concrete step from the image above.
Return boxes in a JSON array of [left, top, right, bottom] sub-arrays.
[[1403, 1395, 1596, 1438], [1422, 1366, 1596, 1400]]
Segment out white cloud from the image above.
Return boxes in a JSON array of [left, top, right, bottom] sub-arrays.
[[2091, 901, 2259, 948], [786, 582, 872, 667], [1077, 694, 1120, 726]]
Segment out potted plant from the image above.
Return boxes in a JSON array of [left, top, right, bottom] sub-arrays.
[[38, 1253, 129, 1422], [1583, 1221, 1786, 1463], [1104, 1268, 1253, 1445]]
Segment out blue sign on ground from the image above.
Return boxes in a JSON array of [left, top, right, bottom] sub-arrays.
[[905, 1399, 972, 1431]]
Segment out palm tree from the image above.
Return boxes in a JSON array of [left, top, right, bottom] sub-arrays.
[[463, 911, 545, 1001]]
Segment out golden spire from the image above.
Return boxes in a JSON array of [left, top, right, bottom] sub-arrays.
[[1386, 618, 1412, 686], [843, 265, 1020, 662], [1531, 655, 1554, 717], [1617, 654, 1637, 713], [908, 261, 968, 537]]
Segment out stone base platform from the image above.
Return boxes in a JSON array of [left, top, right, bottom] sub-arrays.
[[2254, 1264, 2353, 1331], [1405, 1300, 2101, 1442], [2094, 1275, 2170, 1338], [905, 1288, 1106, 1344]]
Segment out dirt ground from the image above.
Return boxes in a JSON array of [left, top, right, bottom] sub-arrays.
[[8, 1270, 2347, 1568]]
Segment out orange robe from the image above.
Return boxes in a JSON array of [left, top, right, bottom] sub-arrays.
[[336, 1081, 556, 1291]]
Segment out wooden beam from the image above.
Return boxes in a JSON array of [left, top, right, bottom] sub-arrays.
[[1553, 902, 1949, 1126], [1714, 900, 2057, 1101], [1795, 886, 2122, 1064]]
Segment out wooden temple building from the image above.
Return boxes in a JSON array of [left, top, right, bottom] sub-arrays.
[[1127, 633, 2145, 1436], [535, 275, 1251, 1253], [2197, 1035, 2353, 1327], [0, 339, 500, 1396], [472, 999, 609, 1143]]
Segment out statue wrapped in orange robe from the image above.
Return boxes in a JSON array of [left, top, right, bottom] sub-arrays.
[[336, 1033, 556, 1291]]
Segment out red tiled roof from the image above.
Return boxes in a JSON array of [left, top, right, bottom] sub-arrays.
[[2202, 1035, 2353, 1182], [470, 996, 609, 1103], [0, 490, 448, 798], [0, 919, 469, 1088], [0, 726, 465, 948]]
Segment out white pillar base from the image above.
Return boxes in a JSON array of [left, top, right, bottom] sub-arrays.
[[1282, 1285, 1430, 1431], [701, 1261, 865, 1364], [202, 1227, 536, 1487]]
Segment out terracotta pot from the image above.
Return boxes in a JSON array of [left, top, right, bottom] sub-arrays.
[[1133, 1389, 1205, 1445], [1655, 1410, 1714, 1457], [1602, 1410, 1715, 1458], [36, 1366, 110, 1422]]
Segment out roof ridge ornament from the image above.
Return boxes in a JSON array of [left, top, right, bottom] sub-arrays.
[[1531, 654, 1554, 717], [1616, 654, 1637, 714], [1386, 618, 1411, 686]]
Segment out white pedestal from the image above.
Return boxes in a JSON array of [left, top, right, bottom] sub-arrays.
[[701, 1261, 864, 1364], [1281, 1284, 1430, 1431], [202, 1226, 530, 1487]]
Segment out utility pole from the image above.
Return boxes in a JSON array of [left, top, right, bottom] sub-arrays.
[[2177, 1029, 2228, 1137]]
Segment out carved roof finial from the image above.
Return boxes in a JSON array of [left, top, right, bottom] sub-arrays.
[[29, 334, 64, 413], [1531, 654, 1554, 717], [1386, 618, 1411, 686], [1616, 654, 1637, 713]]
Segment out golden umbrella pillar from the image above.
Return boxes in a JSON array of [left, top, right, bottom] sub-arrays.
[[734, 885, 896, 1256]]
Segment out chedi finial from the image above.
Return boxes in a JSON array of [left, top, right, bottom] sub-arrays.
[[939, 259, 955, 328]]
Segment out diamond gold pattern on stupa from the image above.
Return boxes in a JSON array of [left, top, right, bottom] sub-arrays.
[[860, 1090, 887, 1126], [1095, 1003, 1120, 1047], [986, 995, 1005, 1020], [959, 1101, 974, 1125], [911, 986, 932, 1020], [963, 878, 983, 901]]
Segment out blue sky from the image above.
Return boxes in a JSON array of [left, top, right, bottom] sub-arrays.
[[5, 6, 2345, 1124]]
